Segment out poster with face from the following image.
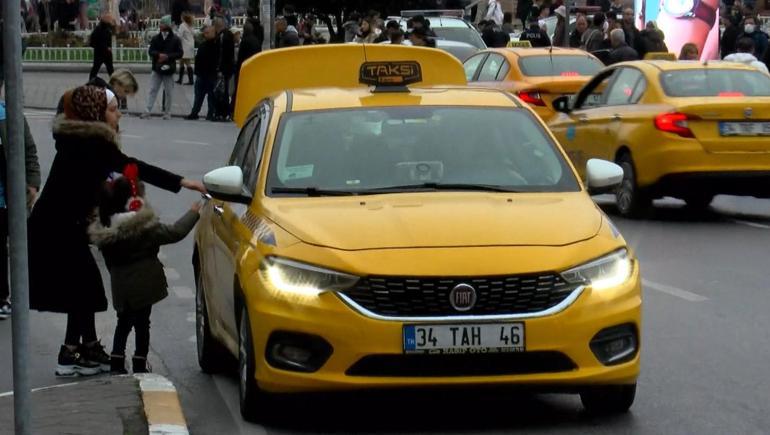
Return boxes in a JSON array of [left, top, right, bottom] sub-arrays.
[[639, 0, 720, 60]]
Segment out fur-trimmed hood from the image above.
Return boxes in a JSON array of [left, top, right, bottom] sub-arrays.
[[52, 115, 121, 149], [88, 205, 159, 246]]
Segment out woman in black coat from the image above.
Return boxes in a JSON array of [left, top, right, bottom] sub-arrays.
[[28, 85, 204, 376]]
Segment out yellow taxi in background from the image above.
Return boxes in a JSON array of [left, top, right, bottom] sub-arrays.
[[548, 60, 770, 217], [464, 47, 604, 120], [193, 44, 641, 422]]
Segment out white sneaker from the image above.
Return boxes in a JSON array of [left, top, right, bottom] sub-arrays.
[[0, 301, 10, 320]]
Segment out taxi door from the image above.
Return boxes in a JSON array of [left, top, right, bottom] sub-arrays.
[[549, 68, 622, 175], [207, 106, 268, 342]]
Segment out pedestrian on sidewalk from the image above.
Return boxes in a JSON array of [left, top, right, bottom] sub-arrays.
[[142, 16, 183, 120], [89, 14, 116, 80], [0, 98, 41, 320], [89, 172, 201, 374], [185, 25, 218, 121], [213, 16, 236, 120], [56, 69, 139, 114], [28, 85, 205, 377], [176, 12, 195, 86]]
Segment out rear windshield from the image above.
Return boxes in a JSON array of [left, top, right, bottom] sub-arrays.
[[433, 27, 486, 49], [660, 69, 770, 97], [518, 55, 604, 77]]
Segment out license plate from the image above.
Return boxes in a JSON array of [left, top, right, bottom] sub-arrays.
[[403, 323, 525, 354], [719, 121, 770, 136]]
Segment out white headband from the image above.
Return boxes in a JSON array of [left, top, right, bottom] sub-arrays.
[[105, 89, 116, 105]]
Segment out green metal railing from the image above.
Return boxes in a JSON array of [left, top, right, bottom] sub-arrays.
[[23, 46, 151, 63]]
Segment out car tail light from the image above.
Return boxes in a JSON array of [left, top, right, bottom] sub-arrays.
[[560, 71, 580, 77], [654, 112, 696, 138], [517, 90, 547, 107], [718, 91, 744, 97]]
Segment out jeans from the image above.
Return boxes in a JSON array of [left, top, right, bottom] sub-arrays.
[[112, 306, 152, 358], [65, 312, 98, 346], [90, 51, 114, 80], [190, 76, 215, 118], [145, 72, 175, 115]]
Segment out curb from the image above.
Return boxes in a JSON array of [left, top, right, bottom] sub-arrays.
[[135, 374, 189, 435], [23, 105, 194, 119]]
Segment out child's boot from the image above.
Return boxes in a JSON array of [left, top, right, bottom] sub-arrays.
[[110, 354, 127, 375], [132, 356, 151, 374]]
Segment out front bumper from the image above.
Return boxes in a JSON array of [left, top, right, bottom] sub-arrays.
[[244, 263, 641, 394]]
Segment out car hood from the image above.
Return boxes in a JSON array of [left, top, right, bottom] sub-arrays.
[[265, 192, 601, 251]]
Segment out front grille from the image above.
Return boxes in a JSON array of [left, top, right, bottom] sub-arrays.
[[346, 352, 577, 377], [339, 273, 578, 317]]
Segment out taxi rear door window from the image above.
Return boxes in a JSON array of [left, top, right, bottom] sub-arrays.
[[477, 54, 507, 81]]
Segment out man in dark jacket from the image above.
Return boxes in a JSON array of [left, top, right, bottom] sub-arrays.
[[519, 16, 551, 47], [141, 16, 182, 120], [89, 14, 115, 80], [0, 100, 41, 319], [607, 28, 639, 64], [213, 16, 235, 119], [275, 16, 300, 48], [621, 8, 642, 53], [736, 16, 769, 60], [232, 20, 263, 114], [186, 26, 219, 121]]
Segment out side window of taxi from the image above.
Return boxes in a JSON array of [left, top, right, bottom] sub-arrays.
[[229, 103, 271, 194], [477, 54, 507, 81], [605, 68, 646, 106], [464, 54, 486, 81]]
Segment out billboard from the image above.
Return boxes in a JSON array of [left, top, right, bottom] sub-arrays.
[[638, 0, 720, 60]]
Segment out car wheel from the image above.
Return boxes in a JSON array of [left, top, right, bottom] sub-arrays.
[[196, 272, 227, 373], [238, 306, 263, 422], [615, 154, 651, 218], [580, 383, 636, 415], [683, 193, 714, 210]]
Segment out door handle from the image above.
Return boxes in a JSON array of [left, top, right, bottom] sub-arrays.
[[213, 204, 224, 216], [612, 114, 622, 121]]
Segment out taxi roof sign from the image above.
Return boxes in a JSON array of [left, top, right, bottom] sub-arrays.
[[507, 40, 532, 48], [359, 61, 422, 88], [233, 45, 466, 126]]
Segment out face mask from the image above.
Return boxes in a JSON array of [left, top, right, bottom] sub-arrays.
[[161, 31, 169, 38], [603, 21, 609, 31], [745, 24, 756, 33]]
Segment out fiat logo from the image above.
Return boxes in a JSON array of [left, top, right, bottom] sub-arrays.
[[745, 107, 753, 119], [449, 284, 477, 312]]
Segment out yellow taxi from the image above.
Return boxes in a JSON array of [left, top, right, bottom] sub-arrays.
[[548, 60, 770, 217], [193, 44, 642, 421], [463, 47, 604, 121]]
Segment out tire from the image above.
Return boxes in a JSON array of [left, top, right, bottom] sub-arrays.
[[580, 383, 637, 415], [683, 193, 714, 210], [615, 154, 651, 218], [195, 271, 228, 373], [238, 306, 263, 422]]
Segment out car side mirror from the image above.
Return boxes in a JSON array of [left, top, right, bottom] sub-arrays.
[[586, 159, 624, 195], [552, 95, 572, 114], [203, 166, 252, 205]]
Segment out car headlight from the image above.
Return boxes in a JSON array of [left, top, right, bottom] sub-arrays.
[[260, 257, 359, 297], [561, 249, 633, 290]]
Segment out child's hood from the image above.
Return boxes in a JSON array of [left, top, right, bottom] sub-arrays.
[[88, 205, 159, 246]]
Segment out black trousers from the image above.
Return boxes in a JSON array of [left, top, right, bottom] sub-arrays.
[[65, 312, 98, 346], [0, 208, 7, 302], [90, 51, 114, 80], [112, 306, 152, 358]]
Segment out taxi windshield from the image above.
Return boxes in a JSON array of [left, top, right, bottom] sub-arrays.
[[518, 55, 604, 77], [267, 107, 579, 196], [660, 69, 770, 97]]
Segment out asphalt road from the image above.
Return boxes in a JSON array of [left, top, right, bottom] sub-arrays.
[[2, 111, 769, 434]]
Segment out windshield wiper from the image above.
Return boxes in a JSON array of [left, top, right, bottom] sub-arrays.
[[270, 187, 359, 196], [362, 183, 521, 193]]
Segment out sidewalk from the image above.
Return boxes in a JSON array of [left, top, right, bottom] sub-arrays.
[[0, 374, 188, 435], [22, 70, 206, 118]]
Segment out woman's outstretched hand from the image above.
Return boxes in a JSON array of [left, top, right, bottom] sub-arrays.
[[181, 178, 207, 193]]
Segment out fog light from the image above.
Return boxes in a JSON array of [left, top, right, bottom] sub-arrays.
[[589, 324, 638, 366], [265, 331, 333, 373]]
